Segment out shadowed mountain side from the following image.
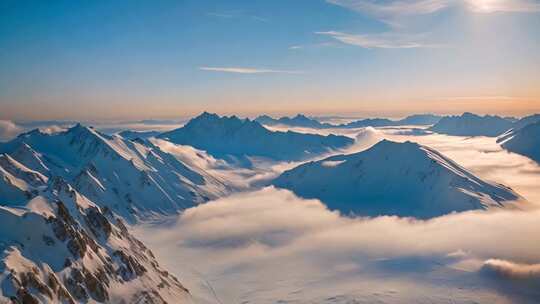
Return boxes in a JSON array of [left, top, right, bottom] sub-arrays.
[[159, 112, 354, 162], [273, 140, 522, 219]]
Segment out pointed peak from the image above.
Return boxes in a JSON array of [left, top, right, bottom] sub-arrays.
[[67, 123, 91, 133], [198, 111, 219, 119], [293, 114, 309, 119], [372, 139, 421, 151]]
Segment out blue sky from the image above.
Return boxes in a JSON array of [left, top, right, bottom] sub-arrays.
[[1, 0, 540, 120]]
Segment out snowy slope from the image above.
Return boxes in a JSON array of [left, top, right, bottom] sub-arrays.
[[0, 123, 232, 303], [499, 121, 540, 163], [429, 112, 513, 136], [0, 124, 231, 221], [273, 140, 522, 218], [0, 178, 192, 303], [158, 112, 354, 161]]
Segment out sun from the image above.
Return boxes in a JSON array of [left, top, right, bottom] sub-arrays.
[[467, 0, 504, 13]]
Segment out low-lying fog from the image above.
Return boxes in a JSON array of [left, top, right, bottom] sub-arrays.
[[133, 126, 540, 304]]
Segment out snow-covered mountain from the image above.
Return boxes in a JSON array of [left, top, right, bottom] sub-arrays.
[[499, 121, 540, 163], [273, 140, 522, 218], [158, 112, 354, 161], [0, 123, 244, 303], [0, 124, 231, 221], [429, 112, 513, 136], [0, 177, 191, 303]]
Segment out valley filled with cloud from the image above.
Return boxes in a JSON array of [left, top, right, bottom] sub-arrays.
[[133, 125, 540, 304]]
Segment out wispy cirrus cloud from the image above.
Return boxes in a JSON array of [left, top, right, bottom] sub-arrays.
[[199, 67, 303, 74], [316, 31, 441, 49], [0, 120, 23, 141], [327, 0, 540, 17], [327, 0, 450, 17]]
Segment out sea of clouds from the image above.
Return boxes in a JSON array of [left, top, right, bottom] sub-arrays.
[[133, 126, 540, 304], [134, 187, 540, 304]]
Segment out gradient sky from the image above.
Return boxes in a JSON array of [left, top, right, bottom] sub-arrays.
[[1, 0, 540, 120]]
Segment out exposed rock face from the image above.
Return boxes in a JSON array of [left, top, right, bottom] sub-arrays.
[[0, 184, 191, 303], [0, 124, 218, 303]]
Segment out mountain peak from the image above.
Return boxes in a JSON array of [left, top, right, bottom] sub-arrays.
[[196, 111, 220, 121], [159, 113, 353, 161], [273, 140, 521, 218], [293, 114, 309, 120], [65, 123, 96, 136]]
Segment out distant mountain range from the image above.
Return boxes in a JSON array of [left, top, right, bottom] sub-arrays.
[[273, 140, 522, 219], [255, 114, 335, 129], [159, 112, 354, 161], [255, 112, 540, 140], [255, 114, 442, 129], [429, 113, 514, 136], [428, 113, 540, 137]]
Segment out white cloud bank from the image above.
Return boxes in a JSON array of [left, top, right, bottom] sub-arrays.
[[0, 120, 23, 141], [482, 259, 540, 279], [134, 187, 540, 304], [132, 126, 540, 303]]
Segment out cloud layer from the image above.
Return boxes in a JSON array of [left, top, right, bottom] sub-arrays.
[[0, 120, 22, 141], [134, 187, 540, 303], [316, 31, 438, 49], [133, 126, 540, 303]]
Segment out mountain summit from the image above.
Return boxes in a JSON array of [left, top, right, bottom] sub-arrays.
[[0, 125, 201, 303], [159, 112, 354, 161], [273, 140, 522, 218], [0, 124, 230, 221]]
